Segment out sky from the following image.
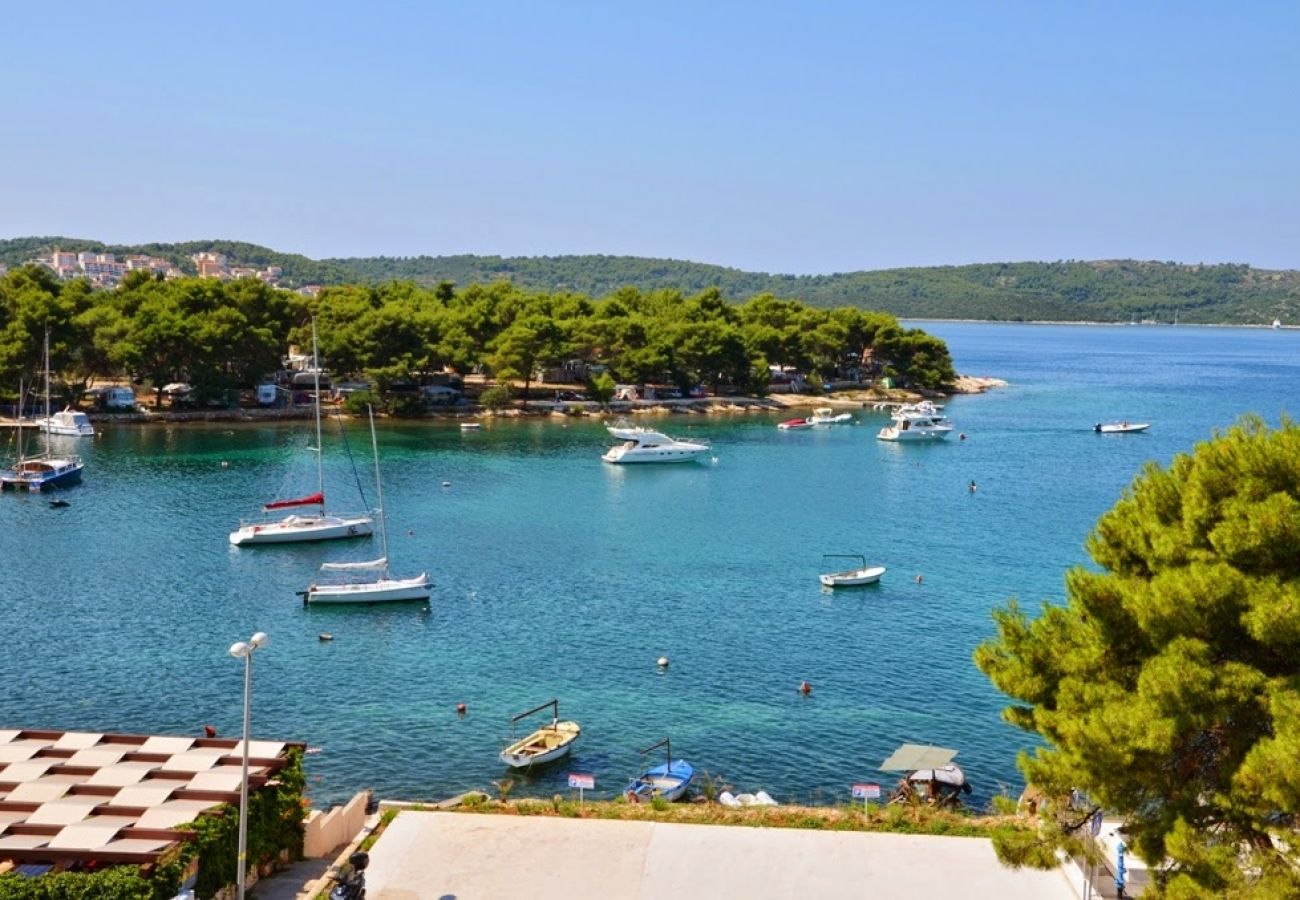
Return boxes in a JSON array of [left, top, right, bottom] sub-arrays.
[[2, 1, 1298, 273]]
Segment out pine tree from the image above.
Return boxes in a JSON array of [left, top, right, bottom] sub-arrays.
[[976, 416, 1300, 897]]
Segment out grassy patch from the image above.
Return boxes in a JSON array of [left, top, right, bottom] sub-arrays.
[[440, 797, 1019, 839]]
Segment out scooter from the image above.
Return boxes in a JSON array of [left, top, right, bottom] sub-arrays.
[[329, 850, 368, 900]]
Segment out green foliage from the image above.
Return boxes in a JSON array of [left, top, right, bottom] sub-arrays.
[[478, 384, 513, 411], [341, 391, 377, 416], [0, 264, 954, 401], [588, 371, 616, 407], [650, 796, 670, 812], [5, 238, 1300, 324], [0, 867, 157, 900], [975, 417, 1300, 896]]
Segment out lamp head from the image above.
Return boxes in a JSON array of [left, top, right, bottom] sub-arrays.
[[249, 632, 268, 649], [229, 641, 250, 658]]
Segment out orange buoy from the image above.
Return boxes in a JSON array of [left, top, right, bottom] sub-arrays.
[[799, 681, 812, 695], [456, 703, 467, 716]]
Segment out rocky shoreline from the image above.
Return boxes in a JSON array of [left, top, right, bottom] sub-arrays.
[[0, 375, 1007, 427]]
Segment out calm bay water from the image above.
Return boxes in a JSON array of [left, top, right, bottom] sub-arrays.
[[1, 322, 1296, 808]]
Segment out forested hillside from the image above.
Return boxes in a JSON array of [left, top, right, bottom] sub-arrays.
[[4, 237, 1297, 325]]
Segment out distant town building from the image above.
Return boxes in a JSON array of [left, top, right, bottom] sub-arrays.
[[297, 284, 323, 297], [192, 251, 229, 279]]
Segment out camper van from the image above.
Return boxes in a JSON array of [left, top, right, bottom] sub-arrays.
[[101, 387, 137, 411]]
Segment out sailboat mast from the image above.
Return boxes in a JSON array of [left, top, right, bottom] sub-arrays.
[[311, 319, 326, 513], [42, 330, 52, 457], [368, 404, 389, 564]]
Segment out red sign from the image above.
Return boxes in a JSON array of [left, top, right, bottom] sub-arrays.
[[568, 773, 595, 790], [851, 783, 881, 799]]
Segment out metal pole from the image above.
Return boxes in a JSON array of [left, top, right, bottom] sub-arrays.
[[237, 650, 252, 900]]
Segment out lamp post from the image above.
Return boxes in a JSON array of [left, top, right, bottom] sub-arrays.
[[228, 631, 267, 900]]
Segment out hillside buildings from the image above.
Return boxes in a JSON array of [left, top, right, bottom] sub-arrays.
[[27, 249, 282, 288]]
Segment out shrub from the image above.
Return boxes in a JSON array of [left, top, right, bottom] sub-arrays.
[[479, 384, 513, 411]]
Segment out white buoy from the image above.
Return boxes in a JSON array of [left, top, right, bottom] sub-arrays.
[[657, 656, 669, 669]]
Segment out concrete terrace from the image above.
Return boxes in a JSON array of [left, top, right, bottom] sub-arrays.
[[363, 811, 1080, 900]]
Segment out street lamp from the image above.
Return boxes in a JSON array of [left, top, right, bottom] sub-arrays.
[[228, 631, 267, 900]]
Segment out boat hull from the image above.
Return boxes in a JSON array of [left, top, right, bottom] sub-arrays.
[[627, 760, 695, 802], [306, 573, 431, 604], [602, 448, 708, 463], [877, 426, 952, 442], [499, 721, 581, 768], [819, 565, 886, 587], [1095, 423, 1150, 434], [229, 514, 374, 546], [0, 459, 84, 491]]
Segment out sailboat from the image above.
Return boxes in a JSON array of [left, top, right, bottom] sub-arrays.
[[1, 334, 84, 492], [229, 321, 373, 545], [303, 406, 430, 604]]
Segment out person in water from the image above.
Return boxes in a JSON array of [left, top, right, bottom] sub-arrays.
[[968, 480, 977, 493]]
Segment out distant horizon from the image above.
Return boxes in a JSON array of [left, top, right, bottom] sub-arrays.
[[2, 234, 1291, 278]]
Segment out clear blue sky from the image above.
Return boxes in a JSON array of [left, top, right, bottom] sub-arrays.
[[3, 2, 1297, 273]]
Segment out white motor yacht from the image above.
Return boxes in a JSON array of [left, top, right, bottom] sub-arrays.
[[602, 426, 709, 464], [36, 407, 95, 437], [877, 401, 953, 442]]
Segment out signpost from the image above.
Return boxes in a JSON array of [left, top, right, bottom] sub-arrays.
[[568, 773, 595, 807], [851, 783, 881, 810]]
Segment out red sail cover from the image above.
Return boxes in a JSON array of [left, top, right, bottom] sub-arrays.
[[263, 492, 324, 510]]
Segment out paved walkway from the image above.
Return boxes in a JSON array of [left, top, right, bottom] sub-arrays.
[[365, 812, 1081, 899]]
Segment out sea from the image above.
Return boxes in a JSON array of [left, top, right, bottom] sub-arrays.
[[1, 322, 1296, 809]]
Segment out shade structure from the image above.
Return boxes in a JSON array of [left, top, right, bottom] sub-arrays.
[[879, 743, 958, 772]]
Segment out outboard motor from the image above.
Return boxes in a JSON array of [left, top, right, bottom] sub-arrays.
[[329, 850, 369, 900]]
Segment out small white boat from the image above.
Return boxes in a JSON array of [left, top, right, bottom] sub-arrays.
[[602, 426, 709, 464], [36, 407, 95, 437], [305, 407, 430, 605], [819, 554, 886, 587], [460, 422, 482, 430], [1094, 421, 1150, 434], [807, 407, 852, 425], [499, 699, 580, 769], [877, 401, 953, 442]]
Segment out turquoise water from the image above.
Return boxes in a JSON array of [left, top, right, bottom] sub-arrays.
[[1, 323, 1296, 808]]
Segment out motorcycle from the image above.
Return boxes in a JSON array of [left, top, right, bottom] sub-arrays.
[[329, 850, 369, 900]]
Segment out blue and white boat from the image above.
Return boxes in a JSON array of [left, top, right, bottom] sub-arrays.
[[2, 338, 84, 493], [625, 738, 694, 803]]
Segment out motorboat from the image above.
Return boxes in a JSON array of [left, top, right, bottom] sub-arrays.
[[230, 320, 373, 545], [819, 554, 886, 587], [776, 417, 815, 430], [808, 407, 852, 425], [602, 427, 709, 464], [305, 407, 431, 604], [35, 407, 95, 437], [1, 336, 84, 492], [499, 699, 580, 769], [625, 738, 694, 803], [876, 401, 953, 442], [459, 422, 482, 430], [1095, 421, 1150, 434]]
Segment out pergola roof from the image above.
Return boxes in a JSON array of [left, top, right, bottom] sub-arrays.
[[0, 728, 303, 870], [878, 743, 958, 772]]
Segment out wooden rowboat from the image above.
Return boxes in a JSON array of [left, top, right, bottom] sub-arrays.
[[499, 699, 581, 769]]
